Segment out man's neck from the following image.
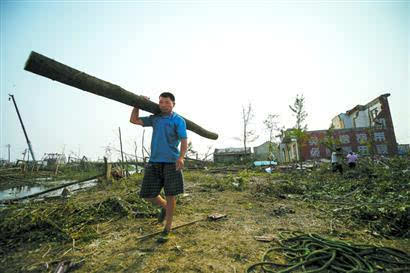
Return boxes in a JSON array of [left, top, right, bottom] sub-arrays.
[[161, 111, 173, 116]]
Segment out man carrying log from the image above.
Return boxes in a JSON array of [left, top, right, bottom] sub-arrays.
[[130, 92, 187, 243]]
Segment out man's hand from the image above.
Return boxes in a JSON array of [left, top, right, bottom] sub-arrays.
[[176, 157, 184, 171]]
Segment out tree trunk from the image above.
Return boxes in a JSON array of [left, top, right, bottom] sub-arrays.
[[24, 51, 218, 140]]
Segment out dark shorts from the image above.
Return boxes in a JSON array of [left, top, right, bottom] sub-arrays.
[[140, 162, 184, 198], [348, 162, 356, 168]]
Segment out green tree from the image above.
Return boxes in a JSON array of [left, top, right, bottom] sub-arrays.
[[288, 94, 309, 167], [321, 124, 341, 152], [263, 114, 281, 161]]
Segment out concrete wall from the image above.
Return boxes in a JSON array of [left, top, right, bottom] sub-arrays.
[[300, 127, 397, 160], [332, 113, 353, 129], [253, 142, 271, 160], [352, 109, 370, 128]]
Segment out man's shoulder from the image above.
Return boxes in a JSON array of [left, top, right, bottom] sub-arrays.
[[172, 113, 186, 123], [142, 114, 161, 119]]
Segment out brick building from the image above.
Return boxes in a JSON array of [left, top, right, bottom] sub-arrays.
[[279, 94, 398, 162]]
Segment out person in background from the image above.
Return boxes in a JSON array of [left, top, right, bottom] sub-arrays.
[[346, 151, 358, 169], [331, 147, 343, 175]]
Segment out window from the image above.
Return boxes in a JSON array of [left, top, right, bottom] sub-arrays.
[[375, 118, 386, 129], [310, 148, 320, 158], [356, 133, 368, 144], [342, 146, 352, 153], [309, 136, 318, 146], [376, 144, 388, 155], [370, 109, 378, 120], [339, 135, 350, 144], [358, 145, 369, 155], [374, 132, 385, 142]]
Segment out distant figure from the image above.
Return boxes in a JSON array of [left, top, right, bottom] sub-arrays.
[[61, 188, 70, 197], [331, 147, 343, 175], [346, 152, 358, 169]]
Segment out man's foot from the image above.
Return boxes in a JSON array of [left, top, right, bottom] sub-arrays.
[[157, 229, 170, 243], [157, 207, 166, 224]]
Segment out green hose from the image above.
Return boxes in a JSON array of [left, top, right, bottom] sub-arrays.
[[246, 233, 410, 272]]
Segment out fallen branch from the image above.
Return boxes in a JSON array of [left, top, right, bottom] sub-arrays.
[[136, 213, 226, 241], [0, 174, 103, 204]]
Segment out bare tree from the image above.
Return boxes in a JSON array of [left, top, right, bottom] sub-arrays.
[[240, 103, 258, 158], [186, 140, 198, 159], [133, 141, 138, 163], [201, 145, 214, 161]]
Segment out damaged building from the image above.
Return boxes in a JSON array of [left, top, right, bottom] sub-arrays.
[[279, 94, 398, 162], [213, 147, 252, 163]]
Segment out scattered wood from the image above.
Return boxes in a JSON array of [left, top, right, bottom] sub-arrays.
[[53, 259, 84, 273], [207, 213, 227, 221], [136, 213, 227, 241], [254, 235, 278, 242], [207, 167, 247, 173], [0, 167, 21, 172]]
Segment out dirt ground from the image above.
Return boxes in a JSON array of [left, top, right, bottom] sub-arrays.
[[1, 170, 409, 273]]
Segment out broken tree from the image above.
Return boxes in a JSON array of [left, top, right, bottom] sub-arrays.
[[24, 51, 218, 140]]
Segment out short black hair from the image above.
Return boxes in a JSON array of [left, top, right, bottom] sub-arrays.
[[159, 92, 175, 102]]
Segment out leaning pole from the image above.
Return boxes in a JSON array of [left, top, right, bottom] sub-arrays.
[[24, 51, 218, 140]]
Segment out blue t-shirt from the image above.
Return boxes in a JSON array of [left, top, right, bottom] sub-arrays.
[[140, 112, 187, 163]]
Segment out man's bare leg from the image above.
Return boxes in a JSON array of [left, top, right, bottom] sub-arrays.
[[164, 195, 176, 232], [146, 195, 167, 209]]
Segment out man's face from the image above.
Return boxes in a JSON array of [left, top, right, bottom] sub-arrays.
[[159, 96, 174, 114]]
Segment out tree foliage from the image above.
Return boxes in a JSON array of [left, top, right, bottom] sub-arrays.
[[264, 114, 281, 160], [288, 94, 309, 164]]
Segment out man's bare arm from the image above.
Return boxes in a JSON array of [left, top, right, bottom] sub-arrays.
[[130, 107, 144, 125], [176, 138, 188, 170], [179, 139, 188, 159]]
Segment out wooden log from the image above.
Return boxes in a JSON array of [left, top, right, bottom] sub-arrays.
[[24, 51, 218, 140], [104, 157, 112, 180], [0, 167, 21, 172]]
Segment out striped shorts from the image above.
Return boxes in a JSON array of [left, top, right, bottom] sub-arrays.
[[140, 162, 184, 198]]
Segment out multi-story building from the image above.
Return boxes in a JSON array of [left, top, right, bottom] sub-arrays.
[[279, 94, 398, 162]]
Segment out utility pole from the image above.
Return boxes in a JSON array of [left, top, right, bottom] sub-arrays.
[[118, 127, 125, 164], [118, 127, 128, 177], [8, 94, 36, 161], [6, 144, 11, 162]]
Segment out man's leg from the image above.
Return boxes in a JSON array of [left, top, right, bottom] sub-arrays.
[[164, 195, 176, 232], [145, 195, 167, 208], [145, 195, 167, 224]]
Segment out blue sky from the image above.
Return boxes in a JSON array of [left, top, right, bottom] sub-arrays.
[[1, 1, 409, 162]]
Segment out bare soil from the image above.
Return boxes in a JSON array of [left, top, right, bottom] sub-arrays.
[[1, 170, 409, 273]]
